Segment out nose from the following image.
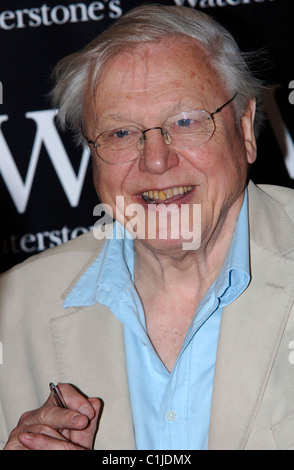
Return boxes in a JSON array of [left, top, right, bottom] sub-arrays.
[[138, 128, 180, 175]]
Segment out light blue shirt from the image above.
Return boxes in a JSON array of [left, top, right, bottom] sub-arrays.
[[64, 190, 250, 450]]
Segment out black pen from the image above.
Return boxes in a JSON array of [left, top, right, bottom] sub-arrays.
[[49, 382, 67, 408]]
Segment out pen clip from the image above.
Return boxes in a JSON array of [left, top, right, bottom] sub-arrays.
[[49, 382, 67, 408]]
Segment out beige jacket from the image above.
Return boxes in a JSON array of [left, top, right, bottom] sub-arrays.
[[1, 181, 294, 450]]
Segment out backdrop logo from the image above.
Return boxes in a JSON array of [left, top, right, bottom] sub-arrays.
[[1, 225, 94, 257], [289, 80, 294, 105], [0, 110, 91, 213], [265, 85, 294, 180], [173, 0, 275, 7], [0, 1, 122, 30]]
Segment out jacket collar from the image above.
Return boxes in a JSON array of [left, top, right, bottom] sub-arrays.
[[50, 302, 135, 450], [53, 231, 135, 449], [247, 181, 294, 256]]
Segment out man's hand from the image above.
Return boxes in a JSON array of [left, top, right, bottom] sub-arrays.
[[4, 383, 101, 450]]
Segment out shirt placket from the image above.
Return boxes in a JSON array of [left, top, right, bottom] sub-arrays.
[[157, 343, 191, 450]]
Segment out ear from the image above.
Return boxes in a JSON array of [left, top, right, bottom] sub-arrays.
[[241, 99, 257, 164]]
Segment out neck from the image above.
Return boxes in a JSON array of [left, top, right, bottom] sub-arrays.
[[132, 192, 245, 371]]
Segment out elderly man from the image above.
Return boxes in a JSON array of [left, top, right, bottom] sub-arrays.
[[1, 5, 294, 451]]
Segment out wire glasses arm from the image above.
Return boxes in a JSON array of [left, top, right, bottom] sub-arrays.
[[210, 92, 238, 118], [81, 124, 99, 147]]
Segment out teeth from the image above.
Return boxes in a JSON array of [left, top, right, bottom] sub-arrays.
[[142, 186, 193, 202], [166, 189, 174, 199]]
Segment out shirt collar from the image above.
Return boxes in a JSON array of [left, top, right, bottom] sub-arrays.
[[212, 188, 250, 305], [63, 222, 134, 308], [63, 189, 250, 309]]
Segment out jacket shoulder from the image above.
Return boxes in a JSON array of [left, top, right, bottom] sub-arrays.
[[248, 182, 294, 257], [0, 229, 107, 307], [257, 183, 294, 223]]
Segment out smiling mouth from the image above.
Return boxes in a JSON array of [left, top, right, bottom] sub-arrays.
[[141, 186, 194, 204]]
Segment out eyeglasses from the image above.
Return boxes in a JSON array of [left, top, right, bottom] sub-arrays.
[[83, 93, 237, 165]]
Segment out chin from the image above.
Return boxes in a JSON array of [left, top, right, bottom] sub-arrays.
[[124, 204, 202, 253], [135, 236, 198, 255]]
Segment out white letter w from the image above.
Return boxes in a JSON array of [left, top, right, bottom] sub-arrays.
[[0, 110, 90, 213]]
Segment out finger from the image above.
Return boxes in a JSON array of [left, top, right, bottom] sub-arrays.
[[5, 384, 99, 450], [5, 404, 90, 450], [3, 420, 33, 450], [19, 423, 68, 441], [18, 423, 68, 450], [24, 402, 89, 432], [57, 383, 96, 420], [68, 397, 102, 450], [18, 432, 87, 451], [3, 439, 30, 451], [40, 405, 90, 430]]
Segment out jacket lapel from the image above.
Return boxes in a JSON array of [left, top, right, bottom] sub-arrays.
[[208, 183, 294, 450], [50, 303, 135, 450]]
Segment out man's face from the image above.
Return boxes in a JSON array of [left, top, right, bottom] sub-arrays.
[[84, 38, 256, 254]]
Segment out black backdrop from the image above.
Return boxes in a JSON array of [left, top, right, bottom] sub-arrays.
[[0, 0, 293, 273]]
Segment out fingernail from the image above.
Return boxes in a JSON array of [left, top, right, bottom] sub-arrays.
[[79, 404, 94, 419], [71, 413, 85, 424], [21, 432, 33, 440]]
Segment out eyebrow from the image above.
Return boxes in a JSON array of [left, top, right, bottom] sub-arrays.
[[94, 101, 200, 128], [97, 113, 135, 123]]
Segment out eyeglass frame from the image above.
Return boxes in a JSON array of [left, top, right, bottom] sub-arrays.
[[81, 92, 238, 164]]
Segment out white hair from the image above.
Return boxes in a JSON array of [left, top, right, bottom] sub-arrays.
[[52, 4, 265, 145]]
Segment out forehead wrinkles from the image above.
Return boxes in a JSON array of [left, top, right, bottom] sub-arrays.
[[99, 39, 213, 93], [89, 39, 220, 128], [104, 48, 162, 96]]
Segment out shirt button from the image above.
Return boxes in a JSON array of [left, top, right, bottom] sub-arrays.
[[165, 410, 177, 422]]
